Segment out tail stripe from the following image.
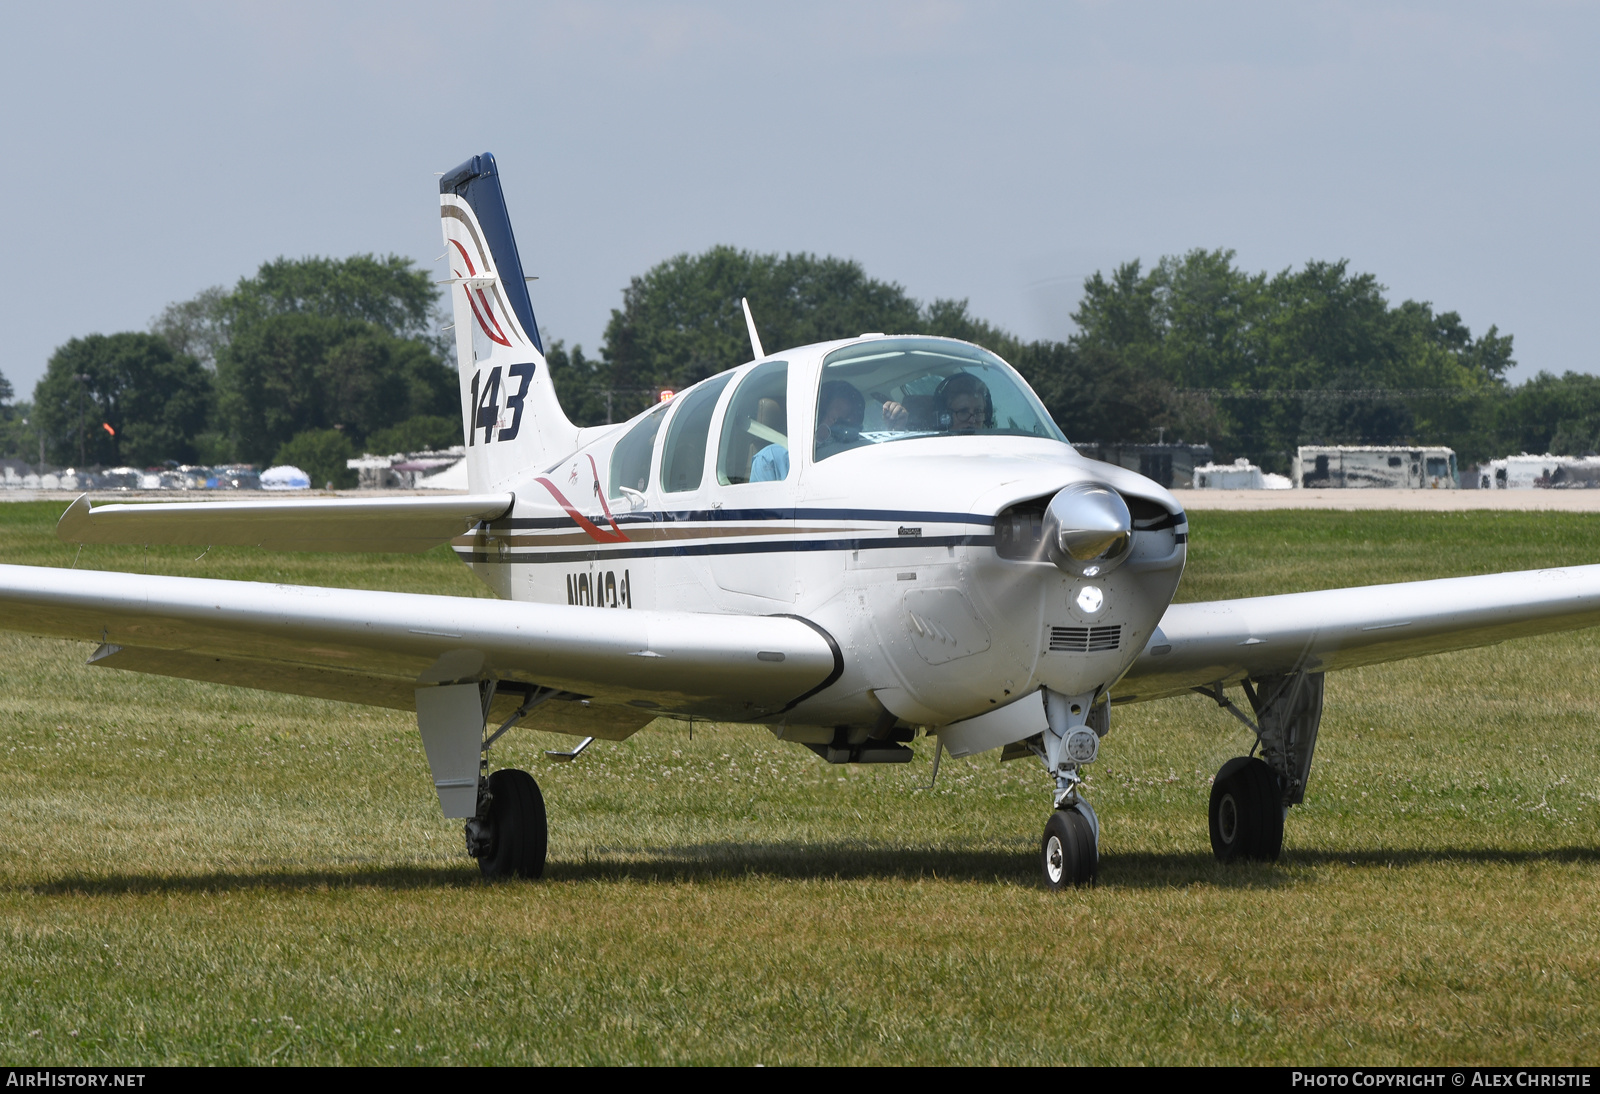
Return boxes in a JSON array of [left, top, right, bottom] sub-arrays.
[[446, 224, 516, 348]]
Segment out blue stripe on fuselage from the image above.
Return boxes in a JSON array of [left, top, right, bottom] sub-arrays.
[[486, 507, 999, 531], [454, 532, 994, 565]]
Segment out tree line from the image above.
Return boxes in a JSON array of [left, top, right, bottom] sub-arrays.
[[0, 256, 460, 487], [1, 245, 1594, 482], [554, 245, 1587, 472]]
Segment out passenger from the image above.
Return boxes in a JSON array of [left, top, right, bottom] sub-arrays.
[[749, 441, 788, 482], [935, 372, 993, 432]]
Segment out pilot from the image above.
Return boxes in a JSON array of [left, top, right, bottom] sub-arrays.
[[812, 380, 868, 460], [934, 372, 993, 432]]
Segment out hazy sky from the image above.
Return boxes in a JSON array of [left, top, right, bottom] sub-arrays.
[[2, 2, 1594, 396]]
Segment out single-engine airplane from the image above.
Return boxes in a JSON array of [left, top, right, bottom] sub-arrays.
[[8, 153, 1600, 888]]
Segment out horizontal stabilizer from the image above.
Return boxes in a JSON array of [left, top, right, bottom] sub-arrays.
[[56, 493, 514, 553]]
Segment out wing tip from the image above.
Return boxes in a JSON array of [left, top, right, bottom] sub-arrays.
[[56, 493, 92, 545]]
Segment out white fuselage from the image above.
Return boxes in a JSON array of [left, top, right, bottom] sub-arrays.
[[453, 342, 1188, 735]]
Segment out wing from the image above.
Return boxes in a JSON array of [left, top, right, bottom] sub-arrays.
[[1115, 564, 1600, 702], [0, 563, 840, 735], [55, 492, 515, 553]]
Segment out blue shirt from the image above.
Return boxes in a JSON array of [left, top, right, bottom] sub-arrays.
[[749, 444, 790, 482]]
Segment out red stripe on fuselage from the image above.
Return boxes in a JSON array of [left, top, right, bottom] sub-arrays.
[[535, 477, 630, 543]]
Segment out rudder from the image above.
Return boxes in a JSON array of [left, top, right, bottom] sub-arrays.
[[440, 154, 577, 490]]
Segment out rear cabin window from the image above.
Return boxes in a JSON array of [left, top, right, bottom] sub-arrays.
[[717, 360, 789, 485], [608, 403, 667, 500], [660, 373, 734, 493]]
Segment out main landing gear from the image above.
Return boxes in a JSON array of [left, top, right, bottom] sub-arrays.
[[1208, 757, 1282, 862], [466, 768, 548, 879], [1197, 671, 1325, 864], [415, 678, 556, 880]]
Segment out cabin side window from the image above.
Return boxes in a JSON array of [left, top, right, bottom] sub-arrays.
[[608, 402, 668, 500], [717, 360, 789, 485], [660, 373, 735, 493]]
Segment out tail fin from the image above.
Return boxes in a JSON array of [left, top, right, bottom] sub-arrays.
[[439, 153, 577, 490]]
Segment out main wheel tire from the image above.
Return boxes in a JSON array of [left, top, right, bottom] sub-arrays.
[[476, 768, 548, 879], [1208, 756, 1285, 863], [1041, 807, 1097, 890]]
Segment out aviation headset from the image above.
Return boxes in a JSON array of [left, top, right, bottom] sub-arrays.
[[935, 371, 994, 430]]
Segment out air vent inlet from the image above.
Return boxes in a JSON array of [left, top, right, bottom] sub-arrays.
[[1048, 624, 1122, 653]]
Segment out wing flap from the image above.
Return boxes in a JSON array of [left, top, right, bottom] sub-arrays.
[[1115, 565, 1600, 702], [0, 563, 840, 722], [55, 492, 515, 553]]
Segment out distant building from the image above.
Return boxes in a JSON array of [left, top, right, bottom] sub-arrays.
[[347, 447, 467, 489], [1072, 443, 1213, 489], [1295, 446, 1458, 489]]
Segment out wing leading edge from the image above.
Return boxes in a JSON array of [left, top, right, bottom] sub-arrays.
[[1115, 564, 1600, 702], [55, 493, 516, 553], [0, 563, 840, 731]]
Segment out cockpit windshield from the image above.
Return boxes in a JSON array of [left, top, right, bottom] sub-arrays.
[[813, 338, 1066, 461]]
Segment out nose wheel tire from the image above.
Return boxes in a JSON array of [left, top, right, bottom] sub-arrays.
[[1208, 756, 1284, 863], [1041, 807, 1098, 890], [475, 768, 548, 879]]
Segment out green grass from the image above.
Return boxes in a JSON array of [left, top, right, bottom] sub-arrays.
[[1, 502, 1599, 1064]]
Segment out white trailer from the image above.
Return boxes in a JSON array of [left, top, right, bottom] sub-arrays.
[[1296, 446, 1458, 489], [1482, 454, 1600, 489], [1194, 458, 1292, 489]]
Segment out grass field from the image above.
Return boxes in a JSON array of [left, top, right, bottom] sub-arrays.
[[2, 501, 1599, 1064]]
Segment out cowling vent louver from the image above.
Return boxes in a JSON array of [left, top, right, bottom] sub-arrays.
[[1048, 625, 1122, 653]]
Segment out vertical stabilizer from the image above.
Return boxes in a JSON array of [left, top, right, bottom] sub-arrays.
[[440, 154, 577, 490]]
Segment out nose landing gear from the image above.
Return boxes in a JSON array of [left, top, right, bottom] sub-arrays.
[[1041, 803, 1098, 890], [1032, 688, 1106, 889]]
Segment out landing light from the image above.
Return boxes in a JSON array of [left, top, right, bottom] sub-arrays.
[[1064, 727, 1099, 765], [1076, 586, 1105, 614]]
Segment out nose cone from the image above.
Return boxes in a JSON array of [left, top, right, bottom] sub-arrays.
[[1044, 483, 1132, 576]]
